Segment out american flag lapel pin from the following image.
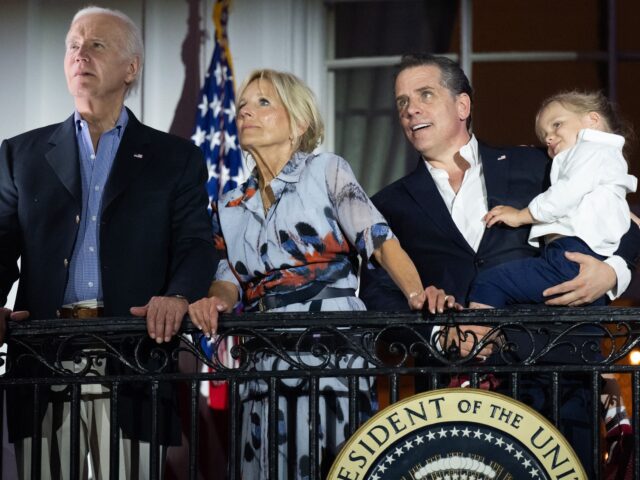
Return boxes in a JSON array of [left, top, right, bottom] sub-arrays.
[[133, 153, 143, 159], [497, 155, 506, 161]]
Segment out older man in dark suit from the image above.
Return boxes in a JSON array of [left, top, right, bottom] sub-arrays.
[[0, 6, 216, 479], [359, 54, 640, 476]]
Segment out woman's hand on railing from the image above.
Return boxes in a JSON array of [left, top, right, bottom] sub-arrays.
[[408, 286, 462, 314], [188, 297, 228, 338]]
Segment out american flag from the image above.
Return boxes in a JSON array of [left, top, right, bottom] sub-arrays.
[[191, 0, 244, 410], [191, 0, 245, 209]]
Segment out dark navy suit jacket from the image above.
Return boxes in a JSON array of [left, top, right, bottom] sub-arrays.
[[0, 109, 217, 443], [360, 142, 640, 311]]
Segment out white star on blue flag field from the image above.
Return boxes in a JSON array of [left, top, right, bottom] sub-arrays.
[[191, 27, 244, 209]]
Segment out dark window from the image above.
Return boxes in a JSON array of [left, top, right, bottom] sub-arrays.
[[329, 0, 457, 194]]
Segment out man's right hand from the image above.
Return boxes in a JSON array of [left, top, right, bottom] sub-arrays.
[[0, 307, 29, 345], [543, 251, 615, 306]]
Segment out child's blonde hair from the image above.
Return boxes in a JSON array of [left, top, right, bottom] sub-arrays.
[[535, 90, 629, 143]]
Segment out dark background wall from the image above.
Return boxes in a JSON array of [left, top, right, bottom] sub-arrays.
[[465, 0, 640, 207]]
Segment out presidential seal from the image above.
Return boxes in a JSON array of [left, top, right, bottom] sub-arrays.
[[328, 389, 585, 480]]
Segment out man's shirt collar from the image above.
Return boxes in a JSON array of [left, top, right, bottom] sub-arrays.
[[423, 134, 480, 173], [74, 106, 129, 137]]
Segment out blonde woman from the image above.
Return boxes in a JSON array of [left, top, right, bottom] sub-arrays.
[[189, 69, 457, 478]]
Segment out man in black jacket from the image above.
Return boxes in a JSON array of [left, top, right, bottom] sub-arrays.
[[0, 6, 216, 479], [359, 53, 640, 476]]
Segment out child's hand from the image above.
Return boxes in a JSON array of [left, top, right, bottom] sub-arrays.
[[484, 206, 533, 228]]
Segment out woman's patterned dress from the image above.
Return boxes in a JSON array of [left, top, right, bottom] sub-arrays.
[[215, 151, 395, 479]]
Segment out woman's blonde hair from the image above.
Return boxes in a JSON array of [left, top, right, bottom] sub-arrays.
[[535, 90, 629, 142], [237, 69, 324, 153]]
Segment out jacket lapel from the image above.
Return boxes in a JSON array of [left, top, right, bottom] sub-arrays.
[[480, 143, 510, 210], [402, 158, 475, 254], [45, 115, 82, 205], [477, 143, 510, 253], [102, 109, 152, 212]]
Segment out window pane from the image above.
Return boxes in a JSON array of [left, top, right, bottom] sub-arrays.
[[334, 67, 416, 195], [332, 0, 457, 58], [331, 1, 458, 193]]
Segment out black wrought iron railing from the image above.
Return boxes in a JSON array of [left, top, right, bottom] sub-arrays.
[[1, 307, 639, 479]]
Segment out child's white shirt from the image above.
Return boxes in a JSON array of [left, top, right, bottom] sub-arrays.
[[528, 128, 637, 257]]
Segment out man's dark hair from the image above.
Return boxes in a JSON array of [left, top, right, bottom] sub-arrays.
[[396, 53, 473, 128]]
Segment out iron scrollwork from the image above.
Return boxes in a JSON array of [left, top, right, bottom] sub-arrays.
[[1, 308, 639, 382]]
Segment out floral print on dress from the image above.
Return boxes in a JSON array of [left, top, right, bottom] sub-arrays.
[[215, 151, 394, 309]]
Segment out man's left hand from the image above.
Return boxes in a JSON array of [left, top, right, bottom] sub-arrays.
[[130, 296, 189, 343], [543, 251, 615, 306]]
